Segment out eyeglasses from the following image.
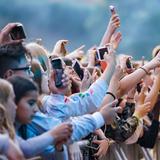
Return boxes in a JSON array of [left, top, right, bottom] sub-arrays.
[[11, 66, 32, 76]]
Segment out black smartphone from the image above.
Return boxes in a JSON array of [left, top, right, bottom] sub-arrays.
[[126, 58, 133, 69], [10, 23, 26, 40], [96, 47, 108, 60], [72, 60, 84, 80], [109, 5, 116, 15], [136, 82, 142, 93], [51, 58, 64, 88]]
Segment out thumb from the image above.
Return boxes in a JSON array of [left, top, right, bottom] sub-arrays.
[[92, 140, 101, 145], [114, 106, 123, 113], [62, 40, 68, 45], [107, 99, 118, 108]]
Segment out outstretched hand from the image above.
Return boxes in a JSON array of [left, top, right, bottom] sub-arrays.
[[52, 39, 68, 57], [100, 99, 122, 125]]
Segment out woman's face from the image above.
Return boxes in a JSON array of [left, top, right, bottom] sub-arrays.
[[5, 87, 17, 123], [16, 91, 38, 124]]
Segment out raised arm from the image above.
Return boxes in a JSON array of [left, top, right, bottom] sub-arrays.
[[101, 65, 123, 107], [118, 53, 160, 97], [100, 14, 120, 46], [99, 48, 116, 84], [144, 68, 160, 110]]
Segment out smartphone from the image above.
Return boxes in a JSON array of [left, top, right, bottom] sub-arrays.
[[109, 5, 116, 15], [72, 60, 84, 80], [136, 82, 142, 93], [126, 58, 133, 69], [63, 58, 73, 66], [51, 58, 64, 88], [141, 56, 145, 66], [10, 23, 26, 40], [96, 46, 108, 60]]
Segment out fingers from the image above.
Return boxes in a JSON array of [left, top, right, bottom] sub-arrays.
[[53, 123, 73, 140], [57, 39, 68, 45], [77, 44, 85, 51], [1, 23, 18, 35], [140, 84, 147, 93], [62, 73, 70, 86], [7, 39, 23, 45], [114, 32, 122, 41], [92, 140, 101, 145], [107, 99, 118, 108], [61, 40, 68, 45], [94, 147, 103, 159], [114, 106, 123, 113], [82, 69, 90, 81], [111, 14, 119, 21], [143, 102, 151, 109], [111, 14, 120, 27]]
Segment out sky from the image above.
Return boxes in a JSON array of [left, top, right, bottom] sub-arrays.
[[1, 0, 160, 59]]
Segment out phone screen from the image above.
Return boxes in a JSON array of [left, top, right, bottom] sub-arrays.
[[51, 58, 63, 69], [51, 58, 64, 87], [109, 5, 116, 14], [126, 58, 132, 69], [10, 24, 26, 40], [96, 47, 108, 60], [72, 60, 84, 80]]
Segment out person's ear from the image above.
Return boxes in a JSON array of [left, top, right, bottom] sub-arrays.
[[3, 69, 14, 79]]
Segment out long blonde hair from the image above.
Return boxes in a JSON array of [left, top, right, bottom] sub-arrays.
[[0, 103, 15, 139], [0, 79, 15, 139]]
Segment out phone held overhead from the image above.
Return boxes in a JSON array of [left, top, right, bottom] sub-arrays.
[[10, 23, 26, 40], [51, 58, 64, 88]]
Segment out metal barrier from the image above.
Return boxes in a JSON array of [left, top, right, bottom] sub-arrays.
[[78, 140, 156, 160]]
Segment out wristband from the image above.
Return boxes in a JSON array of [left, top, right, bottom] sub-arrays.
[[106, 92, 116, 100], [139, 67, 149, 75]]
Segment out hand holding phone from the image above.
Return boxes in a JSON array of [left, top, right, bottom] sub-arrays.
[[10, 23, 26, 40], [51, 58, 64, 88], [72, 60, 84, 80]]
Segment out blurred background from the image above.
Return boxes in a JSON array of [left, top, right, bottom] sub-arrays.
[[0, 0, 160, 59]]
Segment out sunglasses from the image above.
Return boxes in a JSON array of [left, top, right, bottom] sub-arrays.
[[11, 66, 32, 75]]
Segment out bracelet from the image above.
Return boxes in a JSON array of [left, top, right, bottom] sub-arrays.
[[106, 92, 116, 100], [139, 67, 149, 75]]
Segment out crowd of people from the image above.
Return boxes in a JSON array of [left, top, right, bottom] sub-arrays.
[[0, 5, 160, 160]]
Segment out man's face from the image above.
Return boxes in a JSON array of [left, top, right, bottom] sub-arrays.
[[8, 56, 33, 79]]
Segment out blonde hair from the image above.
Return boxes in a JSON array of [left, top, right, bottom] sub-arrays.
[[31, 59, 42, 94], [0, 79, 13, 105], [26, 42, 50, 73], [0, 79, 15, 139]]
